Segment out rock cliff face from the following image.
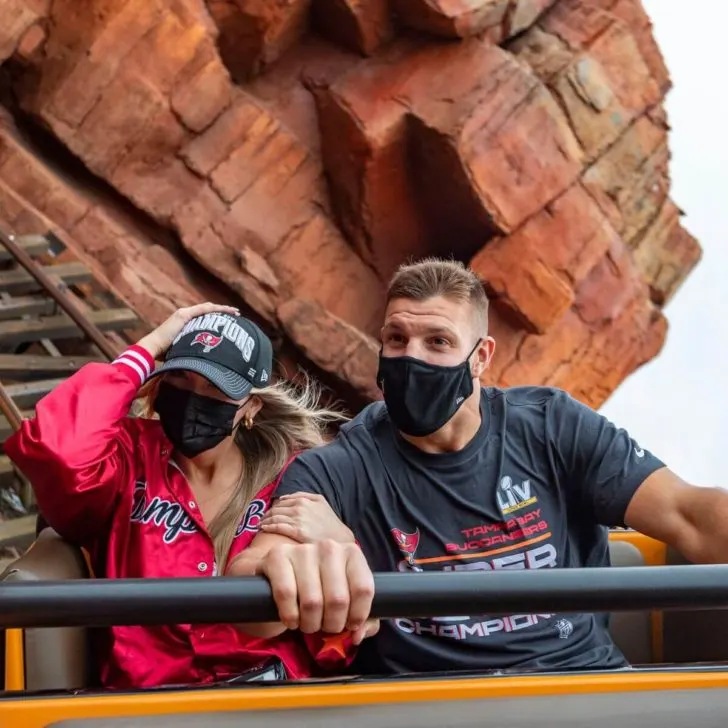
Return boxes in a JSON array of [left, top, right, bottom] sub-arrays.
[[0, 0, 701, 409]]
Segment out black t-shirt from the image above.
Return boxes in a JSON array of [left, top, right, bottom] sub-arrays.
[[274, 386, 665, 675]]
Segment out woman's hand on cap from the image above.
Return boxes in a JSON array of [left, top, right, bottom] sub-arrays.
[[137, 302, 240, 359]]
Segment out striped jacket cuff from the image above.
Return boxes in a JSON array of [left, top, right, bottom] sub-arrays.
[[111, 345, 156, 386]]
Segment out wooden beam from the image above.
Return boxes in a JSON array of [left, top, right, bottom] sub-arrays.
[[0, 262, 91, 295], [0, 296, 55, 321], [0, 308, 138, 345], [0, 454, 30, 509], [0, 354, 103, 379], [0, 514, 36, 550], [0, 409, 34, 440], [2, 379, 67, 408], [0, 455, 15, 486], [0, 235, 49, 262]]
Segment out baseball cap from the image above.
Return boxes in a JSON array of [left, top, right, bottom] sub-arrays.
[[147, 312, 273, 400]]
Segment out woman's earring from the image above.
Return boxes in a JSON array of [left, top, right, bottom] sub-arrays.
[[244, 416, 253, 430]]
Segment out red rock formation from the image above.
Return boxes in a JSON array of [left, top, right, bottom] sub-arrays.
[[0, 0, 701, 409]]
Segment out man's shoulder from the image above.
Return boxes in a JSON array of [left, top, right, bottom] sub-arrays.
[[341, 400, 388, 436], [483, 384, 570, 412], [291, 401, 387, 469]]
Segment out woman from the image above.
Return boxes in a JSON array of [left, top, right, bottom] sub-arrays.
[[5, 303, 359, 690]]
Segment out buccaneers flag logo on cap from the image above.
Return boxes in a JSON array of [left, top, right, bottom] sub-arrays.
[[191, 332, 222, 354]]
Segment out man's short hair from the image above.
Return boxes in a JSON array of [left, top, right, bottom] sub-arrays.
[[386, 258, 489, 336]]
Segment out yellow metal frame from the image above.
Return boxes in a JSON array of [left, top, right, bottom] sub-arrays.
[[0, 530, 672, 693], [609, 530, 667, 567], [608, 530, 668, 663], [3, 629, 23, 692], [0, 529, 710, 728], [2, 670, 728, 728]]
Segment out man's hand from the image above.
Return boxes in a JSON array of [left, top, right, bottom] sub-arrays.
[[256, 539, 378, 645], [260, 493, 355, 544]]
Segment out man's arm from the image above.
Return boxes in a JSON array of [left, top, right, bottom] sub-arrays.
[[227, 531, 298, 639], [225, 448, 347, 634], [228, 443, 375, 640], [230, 445, 355, 579], [548, 390, 666, 527], [229, 536, 375, 643], [624, 468, 728, 564], [549, 390, 728, 563], [273, 446, 351, 520]]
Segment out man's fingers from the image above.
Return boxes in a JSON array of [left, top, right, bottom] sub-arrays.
[[278, 492, 324, 503], [318, 540, 351, 634], [259, 514, 308, 541], [258, 548, 299, 630], [293, 546, 324, 634], [262, 502, 302, 519], [258, 542, 374, 640], [278, 492, 323, 500], [260, 522, 307, 542], [260, 521, 296, 533], [344, 548, 375, 632], [352, 619, 380, 646], [260, 514, 297, 527]]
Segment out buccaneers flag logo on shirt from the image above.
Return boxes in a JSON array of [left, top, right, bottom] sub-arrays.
[[391, 527, 420, 565]]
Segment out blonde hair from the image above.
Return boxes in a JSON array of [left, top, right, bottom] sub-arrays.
[[134, 374, 347, 569], [387, 257, 490, 336]]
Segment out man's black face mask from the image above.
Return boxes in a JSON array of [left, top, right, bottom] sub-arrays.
[[154, 381, 243, 458], [376, 340, 481, 437]]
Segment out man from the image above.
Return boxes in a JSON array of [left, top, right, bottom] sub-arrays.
[[230, 257, 727, 674]]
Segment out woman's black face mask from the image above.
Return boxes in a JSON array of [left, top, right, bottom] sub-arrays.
[[376, 340, 480, 438], [153, 381, 242, 458]]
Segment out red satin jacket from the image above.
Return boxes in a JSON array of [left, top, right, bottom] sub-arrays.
[[4, 345, 353, 689]]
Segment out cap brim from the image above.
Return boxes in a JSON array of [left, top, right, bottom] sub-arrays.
[[147, 357, 253, 400]]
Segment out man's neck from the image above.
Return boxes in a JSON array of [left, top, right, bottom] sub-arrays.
[[400, 388, 482, 455]]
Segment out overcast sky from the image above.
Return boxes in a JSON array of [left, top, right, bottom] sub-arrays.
[[599, 0, 728, 487]]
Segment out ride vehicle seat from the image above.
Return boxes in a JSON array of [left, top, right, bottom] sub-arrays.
[[1, 527, 91, 691], [0, 528, 716, 691]]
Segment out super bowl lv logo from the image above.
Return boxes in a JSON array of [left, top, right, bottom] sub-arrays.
[[191, 332, 222, 353]]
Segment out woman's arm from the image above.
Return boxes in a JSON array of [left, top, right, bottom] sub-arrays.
[[227, 531, 298, 639], [4, 345, 155, 544], [5, 301, 240, 545]]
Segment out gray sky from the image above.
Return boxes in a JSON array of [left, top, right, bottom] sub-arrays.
[[600, 0, 728, 487]]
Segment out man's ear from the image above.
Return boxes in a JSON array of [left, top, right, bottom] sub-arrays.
[[472, 337, 496, 378]]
